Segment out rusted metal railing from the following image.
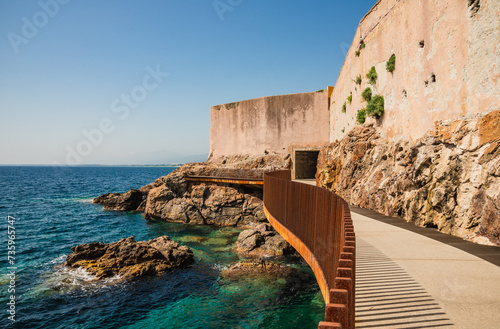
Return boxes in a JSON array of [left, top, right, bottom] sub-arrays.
[[263, 170, 355, 329], [184, 175, 263, 186]]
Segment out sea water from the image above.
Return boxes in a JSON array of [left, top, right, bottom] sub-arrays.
[[0, 166, 324, 329]]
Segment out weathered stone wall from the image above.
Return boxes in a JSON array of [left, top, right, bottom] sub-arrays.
[[331, 0, 500, 142], [209, 91, 330, 159]]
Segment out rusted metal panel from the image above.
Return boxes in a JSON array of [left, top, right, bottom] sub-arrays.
[[184, 176, 264, 185], [263, 170, 355, 329]]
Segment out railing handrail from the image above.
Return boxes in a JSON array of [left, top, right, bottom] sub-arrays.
[[263, 170, 355, 329]]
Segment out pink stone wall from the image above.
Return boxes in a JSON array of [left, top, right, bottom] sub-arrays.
[[331, 0, 500, 142], [209, 91, 330, 158]]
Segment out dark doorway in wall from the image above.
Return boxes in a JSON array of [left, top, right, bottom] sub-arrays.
[[294, 150, 320, 179]]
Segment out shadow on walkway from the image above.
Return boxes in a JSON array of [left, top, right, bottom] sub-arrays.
[[356, 238, 454, 328]]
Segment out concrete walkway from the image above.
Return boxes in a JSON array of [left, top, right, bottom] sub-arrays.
[[351, 207, 500, 329]]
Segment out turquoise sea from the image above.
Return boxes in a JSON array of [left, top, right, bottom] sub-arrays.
[[0, 166, 324, 328]]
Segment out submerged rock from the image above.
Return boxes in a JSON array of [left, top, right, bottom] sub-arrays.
[[65, 236, 194, 279], [221, 259, 294, 278], [235, 224, 294, 256]]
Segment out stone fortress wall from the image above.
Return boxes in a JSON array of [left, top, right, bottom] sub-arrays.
[[209, 91, 330, 159], [330, 0, 500, 142]]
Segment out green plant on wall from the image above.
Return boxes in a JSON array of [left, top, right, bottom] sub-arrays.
[[355, 41, 365, 57], [366, 94, 385, 117], [362, 87, 372, 101], [347, 94, 352, 104], [386, 54, 396, 73], [341, 128, 345, 133], [356, 108, 367, 124], [355, 75, 362, 85], [342, 102, 346, 113], [366, 66, 378, 85]]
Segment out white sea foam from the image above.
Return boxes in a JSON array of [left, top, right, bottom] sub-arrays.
[[211, 263, 228, 271], [37, 261, 124, 295], [75, 198, 95, 204]]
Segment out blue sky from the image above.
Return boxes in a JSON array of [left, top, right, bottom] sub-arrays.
[[0, 0, 376, 165]]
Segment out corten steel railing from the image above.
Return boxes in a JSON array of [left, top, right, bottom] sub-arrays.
[[263, 170, 355, 329]]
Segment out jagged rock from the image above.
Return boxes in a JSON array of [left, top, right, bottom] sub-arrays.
[[317, 109, 500, 246], [93, 189, 146, 211], [235, 224, 294, 256], [65, 236, 194, 279]]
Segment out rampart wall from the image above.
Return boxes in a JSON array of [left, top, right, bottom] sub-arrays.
[[209, 91, 330, 158], [331, 0, 500, 142]]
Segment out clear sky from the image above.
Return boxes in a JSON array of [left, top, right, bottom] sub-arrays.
[[0, 0, 376, 165]]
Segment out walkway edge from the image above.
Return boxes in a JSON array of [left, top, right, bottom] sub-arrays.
[[350, 206, 500, 267]]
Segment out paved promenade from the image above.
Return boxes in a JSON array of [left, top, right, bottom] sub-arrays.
[[351, 207, 500, 329]]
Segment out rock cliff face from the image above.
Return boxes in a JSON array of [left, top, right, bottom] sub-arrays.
[[94, 155, 289, 227], [65, 236, 194, 279], [317, 110, 500, 246]]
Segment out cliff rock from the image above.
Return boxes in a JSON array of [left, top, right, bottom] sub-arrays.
[[317, 110, 500, 246], [65, 236, 194, 279]]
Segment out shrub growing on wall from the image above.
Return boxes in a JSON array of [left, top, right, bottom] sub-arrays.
[[386, 54, 396, 73], [347, 94, 352, 104], [366, 95, 384, 117], [355, 75, 362, 85], [362, 87, 372, 101], [356, 109, 367, 124], [342, 102, 347, 113], [366, 66, 378, 85]]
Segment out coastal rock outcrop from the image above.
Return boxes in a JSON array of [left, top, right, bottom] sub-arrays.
[[65, 236, 194, 279], [93, 189, 145, 211], [94, 155, 289, 226], [143, 171, 266, 226], [235, 224, 294, 256], [93, 183, 156, 211], [317, 109, 500, 245]]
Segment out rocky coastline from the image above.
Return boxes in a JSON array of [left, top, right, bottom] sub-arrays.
[[93, 155, 289, 226], [87, 155, 294, 275]]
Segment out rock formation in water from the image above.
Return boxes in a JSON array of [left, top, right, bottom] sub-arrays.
[[94, 155, 289, 226], [317, 110, 500, 245], [235, 223, 294, 256], [221, 259, 295, 278], [65, 236, 194, 279]]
